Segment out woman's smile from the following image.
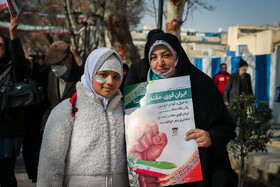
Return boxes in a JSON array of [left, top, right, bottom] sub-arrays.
[[157, 68, 169, 74]]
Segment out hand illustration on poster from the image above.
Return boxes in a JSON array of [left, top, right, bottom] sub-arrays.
[[127, 119, 168, 186], [127, 119, 167, 161]]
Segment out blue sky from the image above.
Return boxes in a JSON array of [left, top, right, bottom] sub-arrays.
[[140, 0, 280, 32]]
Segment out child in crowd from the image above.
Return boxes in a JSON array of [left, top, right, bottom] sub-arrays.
[[37, 47, 129, 187]]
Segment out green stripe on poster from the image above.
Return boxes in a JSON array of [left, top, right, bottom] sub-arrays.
[[125, 88, 192, 109]]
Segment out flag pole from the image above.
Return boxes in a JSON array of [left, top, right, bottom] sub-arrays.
[[6, 2, 13, 17], [16, 8, 21, 18]]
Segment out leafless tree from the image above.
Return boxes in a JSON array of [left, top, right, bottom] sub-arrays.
[[1, 0, 143, 65], [104, 0, 140, 65], [143, 0, 215, 40], [165, 0, 215, 39], [127, 0, 145, 30]]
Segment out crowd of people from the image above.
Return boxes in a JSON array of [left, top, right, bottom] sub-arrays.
[[0, 16, 256, 187]]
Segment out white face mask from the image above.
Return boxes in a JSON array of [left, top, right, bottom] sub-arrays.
[[51, 65, 68, 77], [151, 63, 177, 79]]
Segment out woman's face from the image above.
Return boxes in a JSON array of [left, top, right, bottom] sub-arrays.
[[92, 71, 121, 97], [150, 45, 175, 74]]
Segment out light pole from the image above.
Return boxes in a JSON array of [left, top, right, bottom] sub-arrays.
[[158, 0, 163, 30]]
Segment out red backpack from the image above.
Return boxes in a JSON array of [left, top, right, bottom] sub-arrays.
[[69, 92, 78, 118]]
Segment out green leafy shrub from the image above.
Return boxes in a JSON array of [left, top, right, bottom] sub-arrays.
[[227, 93, 273, 187]]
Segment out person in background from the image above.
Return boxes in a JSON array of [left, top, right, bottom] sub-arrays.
[[37, 47, 128, 186], [22, 52, 50, 183], [0, 17, 28, 187], [123, 63, 129, 78], [27, 54, 37, 73], [213, 63, 230, 97], [224, 59, 253, 106], [125, 29, 164, 85], [37, 54, 45, 66], [125, 32, 238, 187], [41, 41, 83, 132], [120, 62, 129, 93]]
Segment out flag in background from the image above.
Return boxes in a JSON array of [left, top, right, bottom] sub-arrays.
[[22, 11, 32, 15], [7, 0, 20, 15], [78, 14, 84, 20], [4, 9, 10, 13], [38, 13, 48, 17], [56, 13, 66, 20], [0, 0, 7, 10]]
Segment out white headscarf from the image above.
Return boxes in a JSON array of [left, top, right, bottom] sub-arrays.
[[81, 47, 123, 108]]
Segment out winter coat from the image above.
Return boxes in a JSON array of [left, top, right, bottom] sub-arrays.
[[37, 82, 128, 186], [0, 38, 27, 138], [224, 71, 253, 102], [41, 56, 83, 131], [125, 33, 238, 187], [213, 71, 230, 97]]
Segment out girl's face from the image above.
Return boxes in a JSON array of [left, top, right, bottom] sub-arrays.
[[92, 71, 121, 97], [150, 45, 176, 74]]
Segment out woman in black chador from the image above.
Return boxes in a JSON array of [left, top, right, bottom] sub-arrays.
[[125, 33, 238, 187]]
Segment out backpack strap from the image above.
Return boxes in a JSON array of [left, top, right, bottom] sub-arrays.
[[69, 91, 78, 118]]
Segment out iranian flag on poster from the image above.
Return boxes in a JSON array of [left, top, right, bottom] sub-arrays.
[[0, 0, 7, 10], [124, 76, 203, 186]]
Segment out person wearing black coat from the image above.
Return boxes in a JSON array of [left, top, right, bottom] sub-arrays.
[[0, 17, 28, 187], [22, 42, 83, 183], [224, 59, 253, 106], [40, 41, 83, 131], [124, 33, 238, 187], [119, 62, 130, 94], [22, 54, 51, 183]]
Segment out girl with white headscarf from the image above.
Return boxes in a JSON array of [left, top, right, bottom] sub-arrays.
[[37, 48, 129, 187]]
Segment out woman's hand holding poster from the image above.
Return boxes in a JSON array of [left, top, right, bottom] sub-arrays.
[[124, 76, 203, 186]]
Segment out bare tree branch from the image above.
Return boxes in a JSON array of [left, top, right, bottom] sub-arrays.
[[166, 0, 216, 38], [182, 0, 198, 23], [127, 0, 144, 29]]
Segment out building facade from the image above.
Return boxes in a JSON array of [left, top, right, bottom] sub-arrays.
[[228, 25, 280, 55]]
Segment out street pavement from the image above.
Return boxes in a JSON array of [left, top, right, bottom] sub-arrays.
[[15, 154, 35, 187], [230, 125, 280, 187], [15, 127, 280, 187]]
